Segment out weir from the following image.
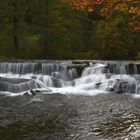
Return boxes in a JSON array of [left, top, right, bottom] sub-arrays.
[[0, 61, 140, 95]]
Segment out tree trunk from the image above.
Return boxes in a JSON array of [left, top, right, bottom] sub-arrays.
[[13, 15, 19, 51], [12, 0, 20, 57]]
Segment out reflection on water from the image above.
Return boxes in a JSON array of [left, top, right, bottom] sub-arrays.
[[92, 113, 140, 140], [0, 94, 140, 140]]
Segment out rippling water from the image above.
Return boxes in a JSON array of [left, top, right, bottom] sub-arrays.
[[0, 93, 140, 140], [0, 61, 140, 139]]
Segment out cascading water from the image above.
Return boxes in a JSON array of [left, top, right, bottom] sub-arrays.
[[73, 62, 140, 95], [0, 79, 41, 93], [0, 62, 78, 94], [0, 61, 140, 95]]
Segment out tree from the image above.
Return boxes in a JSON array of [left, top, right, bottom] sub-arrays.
[[95, 13, 136, 59], [65, 0, 140, 31], [0, 0, 29, 57], [0, 0, 139, 59]]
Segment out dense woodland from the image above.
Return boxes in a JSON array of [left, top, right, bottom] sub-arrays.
[[0, 0, 139, 60]]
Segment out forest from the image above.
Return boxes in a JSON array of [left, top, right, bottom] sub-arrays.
[[0, 0, 139, 60]]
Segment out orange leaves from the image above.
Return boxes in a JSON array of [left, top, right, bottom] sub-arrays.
[[65, 0, 140, 31], [65, 0, 103, 11], [65, 0, 140, 15], [66, 0, 90, 11]]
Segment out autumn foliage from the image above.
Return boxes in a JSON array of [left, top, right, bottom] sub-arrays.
[[65, 0, 140, 31], [0, 0, 139, 60]]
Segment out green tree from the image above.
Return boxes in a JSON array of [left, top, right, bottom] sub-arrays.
[[95, 14, 137, 59]]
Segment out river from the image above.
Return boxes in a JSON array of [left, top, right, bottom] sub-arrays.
[[0, 60, 140, 140]]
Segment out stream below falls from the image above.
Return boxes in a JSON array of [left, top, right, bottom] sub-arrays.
[[0, 60, 140, 140]]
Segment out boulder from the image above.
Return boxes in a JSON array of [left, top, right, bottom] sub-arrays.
[[106, 79, 136, 94]]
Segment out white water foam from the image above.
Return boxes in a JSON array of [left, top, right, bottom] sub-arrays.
[[0, 62, 140, 96]]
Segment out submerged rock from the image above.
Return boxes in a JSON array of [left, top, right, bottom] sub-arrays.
[[107, 79, 136, 94], [95, 82, 102, 89], [30, 90, 36, 96], [23, 92, 29, 96]]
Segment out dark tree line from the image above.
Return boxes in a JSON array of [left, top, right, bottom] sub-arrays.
[[0, 0, 139, 60]]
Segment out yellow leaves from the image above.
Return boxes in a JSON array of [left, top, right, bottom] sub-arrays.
[[69, 0, 94, 11], [115, 3, 129, 12], [87, 5, 94, 12], [101, 8, 110, 16], [65, 0, 140, 31], [128, 6, 140, 31], [65, 0, 140, 15], [129, 7, 139, 15]]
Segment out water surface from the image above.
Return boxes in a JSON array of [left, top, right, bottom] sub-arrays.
[[0, 93, 140, 140]]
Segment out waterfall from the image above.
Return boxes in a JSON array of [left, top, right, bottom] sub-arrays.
[[0, 79, 41, 93], [0, 61, 140, 95], [108, 62, 139, 75], [72, 63, 138, 94], [0, 62, 78, 94]]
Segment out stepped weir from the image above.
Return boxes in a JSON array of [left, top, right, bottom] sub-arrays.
[[0, 60, 140, 95]]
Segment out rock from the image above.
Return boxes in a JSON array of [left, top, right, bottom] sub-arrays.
[[136, 64, 140, 74], [109, 108, 113, 113], [96, 82, 102, 86], [106, 73, 112, 79], [115, 89, 124, 94], [113, 80, 128, 94], [106, 78, 136, 94], [108, 88, 115, 92], [106, 80, 129, 94], [30, 90, 36, 96], [31, 76, 36, 79], [95, 82, 102, 89], [128, 63, 135, 74], [108, 63, 116, 74], [34, 90, 41, 93], [23, 92, 29, 96], [74, 65, 86, 77]]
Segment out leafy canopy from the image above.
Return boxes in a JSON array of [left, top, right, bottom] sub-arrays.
[[65, 0, 140, 31]]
